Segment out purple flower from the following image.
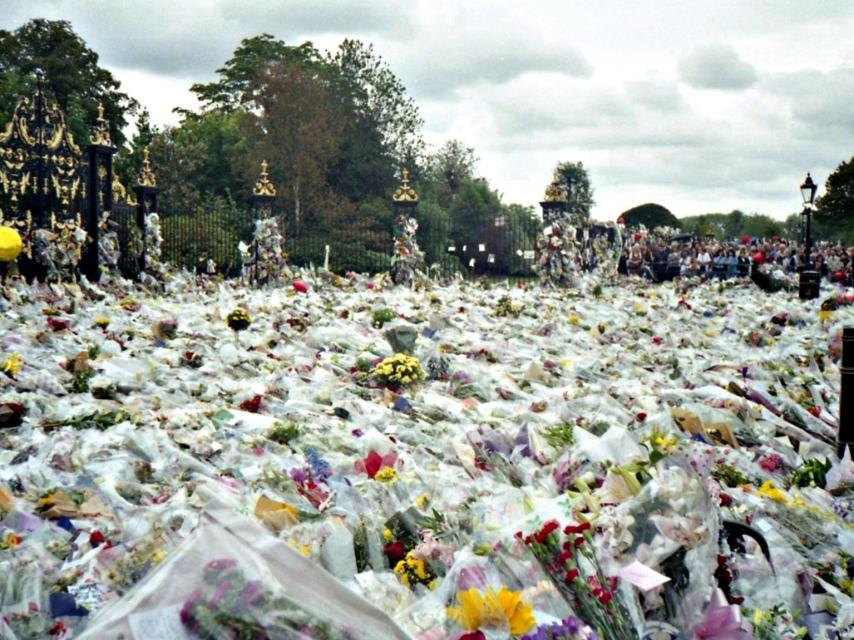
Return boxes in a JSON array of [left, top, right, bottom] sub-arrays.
[[236, 580, 263, 608], [351, 428, 364, 437], [207, 580, 231, 609], [204, 558, 237, 573], [290, 467, 309, 484], [179, 587, 203, 625]]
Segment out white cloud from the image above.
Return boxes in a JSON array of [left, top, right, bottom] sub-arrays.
[[678, 44, 757, 90], [1, 0, 852, 221]]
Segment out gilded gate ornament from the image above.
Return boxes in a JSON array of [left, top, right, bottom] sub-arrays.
[[0, 69, 83, 230], [252, 160, 276, 197], [137, 148, 157, 188]]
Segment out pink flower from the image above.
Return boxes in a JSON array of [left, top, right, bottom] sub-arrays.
[[758, 453, 782, 473]]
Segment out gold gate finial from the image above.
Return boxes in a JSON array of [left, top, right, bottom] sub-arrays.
[[137, 147, 157, 187], [253, 159, 276, 197], [90, 101, 113, 146], [392, 168, 418, 203]]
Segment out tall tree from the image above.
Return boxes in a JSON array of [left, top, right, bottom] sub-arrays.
[[555, 161, 595, 219], [243, 61, 346, 230], [424, 140, 478, 208], [816, 157, 854, 245], [330, 39, 424, 164], [619, 203, 681, 230], [188, 34, 326, 112], [0, 19, 137, 147]]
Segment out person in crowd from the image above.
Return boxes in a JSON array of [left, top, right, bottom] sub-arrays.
[[627, 244, 643, 276], [697, 246, 711, 276], [737, 248, 751, 277]]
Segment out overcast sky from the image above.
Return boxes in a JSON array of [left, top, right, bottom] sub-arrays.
[[3, 1, 853, 220]]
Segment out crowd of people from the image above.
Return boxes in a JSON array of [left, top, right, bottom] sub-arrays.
[[616, 233, 854, 286]]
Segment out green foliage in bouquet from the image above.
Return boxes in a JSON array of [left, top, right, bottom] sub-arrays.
[[371, 307, 396, 328], [494, 295, 521, 318], [789, 458, 832, 489], [267, 422, 300, 446], [712, 462, 752, 488], [543, 422, 575, 450]]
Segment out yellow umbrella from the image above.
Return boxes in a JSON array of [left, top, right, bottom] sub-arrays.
[[0, 226, 23, 262]]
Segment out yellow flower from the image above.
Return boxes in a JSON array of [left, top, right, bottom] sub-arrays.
[[374, 467, 398, 483], [2, 353, 22, 377], [447, 587, 536, 635], [568, 315, 580, 325], [383, 528, 393, 542], [414, 493, 429, 509], [93, 316, 111, 328], [757, 480, 788, 504], [818, 309, 833, 322]]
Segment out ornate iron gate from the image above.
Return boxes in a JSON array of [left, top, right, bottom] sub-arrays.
[[0, 70, 114, 281]]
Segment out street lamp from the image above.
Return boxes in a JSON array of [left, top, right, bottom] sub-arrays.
[[798, 172, 819, 300]]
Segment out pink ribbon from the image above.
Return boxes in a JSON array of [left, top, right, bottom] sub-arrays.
[[694, 589, 753, 640]]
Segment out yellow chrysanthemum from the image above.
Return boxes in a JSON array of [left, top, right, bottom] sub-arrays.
[[447, 587, 536, 636], [757, 480, 788, 504], [374, 467, 398, 483], [2, 353, 22, 377]]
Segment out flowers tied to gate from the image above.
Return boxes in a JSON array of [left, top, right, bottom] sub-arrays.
[[374, 353, 425, 388], [447, 586, 536, 636], [226, 307, 252, 332]]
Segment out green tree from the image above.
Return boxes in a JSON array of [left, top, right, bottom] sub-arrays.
[[188, 34, 326, 112], [423, 140, 478, 208], [243, 61, 346, 231], [330, 39, 424, 164], [554, 161, 595, 220], [619, 203, 681, 230], [816, 157, 854, 245], [0, 19, 137, 147]]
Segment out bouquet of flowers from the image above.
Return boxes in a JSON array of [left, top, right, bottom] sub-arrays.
[[518, 521, 638, 640], [180, 558, 355, 639], [374, 354, 425, 389], [226, 308, 252, 333]]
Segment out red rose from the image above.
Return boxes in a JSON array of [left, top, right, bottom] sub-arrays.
[[239, 395, 263, 413], [636, 412, 647, 422], [383, 541, 406, 565], [89, 530, 106, 546]]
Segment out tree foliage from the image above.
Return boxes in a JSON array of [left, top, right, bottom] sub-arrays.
[[0, 19, 137, 147], [619, 203, 681, 230], [555, 161, 595, 220], [816, 157, 854, 245]]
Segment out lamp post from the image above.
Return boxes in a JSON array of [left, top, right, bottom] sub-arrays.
[[798, 172, 819, 301]]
